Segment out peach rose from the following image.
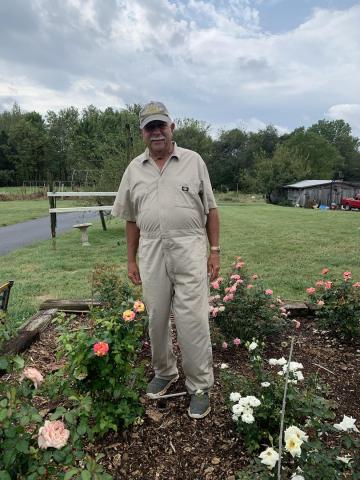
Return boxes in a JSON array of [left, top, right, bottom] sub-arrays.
[[38, 420, 70, 449], [123, 309, 136, 322], [133, 300, 145, 313], [21, 367, 44, 389], [93, 341, 109, 356]]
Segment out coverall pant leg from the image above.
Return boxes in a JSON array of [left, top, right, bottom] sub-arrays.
[[139, 236, 178, 380], [139, 234, 214, 394]]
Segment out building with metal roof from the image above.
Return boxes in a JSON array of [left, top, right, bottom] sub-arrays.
[[282, 179, 360, 208]]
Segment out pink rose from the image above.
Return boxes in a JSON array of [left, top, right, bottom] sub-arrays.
[[38, 420, 70, 449], [236, 279, 244, 285], [233, 338, 241, 346], [265, 289, 273, 295], [235, 262, 245, 269], [229, 285, 237, 293], [21, 367, 44, 389], [211, 281, 220, 289], [231, 274, 240, 281], [211, 307, 219, 318], [317, 300, 325, 306], [353, 282, 360, 288], [270, 304, 275, 309], [315, 280, 324, 287], [222, 341, 228, 349], [343, 271, 352, 281], [292, 320, 301, 329], [306, 287, 316, 295], [247, 284, 254, 289], [322, 268, 329, 275], [324, 281, 332, 289], [225, 287, 230, 293]]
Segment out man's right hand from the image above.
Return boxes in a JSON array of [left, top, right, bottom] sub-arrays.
[[128, 261, 142, 285]]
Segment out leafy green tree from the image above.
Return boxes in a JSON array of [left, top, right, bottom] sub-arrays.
[[209, 128, 249, 190], [173, 118, 213, 160], [283, 130, 342, 179], [7, 114, 47, 183], [45, 107, 80, 183], [308, 119, 360, 180], [252, 144, 310, 201]]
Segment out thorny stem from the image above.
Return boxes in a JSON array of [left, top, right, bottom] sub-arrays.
[[277, 335, 295, 480]]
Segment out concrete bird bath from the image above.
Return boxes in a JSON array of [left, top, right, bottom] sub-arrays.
[[73, 223, 93, 246]]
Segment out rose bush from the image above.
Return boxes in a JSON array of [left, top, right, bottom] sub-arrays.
[[306, 268, 360, 341], [209, 256, 287, 342], [0, 355, 111, 479], [55, 266, 147, 438], [222, 338, 360, 479]]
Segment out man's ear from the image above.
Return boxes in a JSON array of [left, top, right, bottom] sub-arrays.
[[171, 122, 175, 132]]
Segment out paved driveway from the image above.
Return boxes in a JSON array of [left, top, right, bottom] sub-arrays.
[[0, 212, 99, 256]]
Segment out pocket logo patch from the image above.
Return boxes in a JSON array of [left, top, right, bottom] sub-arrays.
[[181, 186, 189, 192]]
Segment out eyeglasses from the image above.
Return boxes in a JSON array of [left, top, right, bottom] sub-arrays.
[[143, 121, 169, 132]]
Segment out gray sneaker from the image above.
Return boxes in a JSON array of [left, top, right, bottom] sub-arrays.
[[146, 374, 179, 399], [188, 391, 211, 419]]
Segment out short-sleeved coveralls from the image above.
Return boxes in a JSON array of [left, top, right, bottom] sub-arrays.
[[112, 143, 216, 393]]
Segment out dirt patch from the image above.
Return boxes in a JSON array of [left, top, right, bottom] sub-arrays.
[[12, 316, 360, 480]]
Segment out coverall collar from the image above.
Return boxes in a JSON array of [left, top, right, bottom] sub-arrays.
[[139, 142, 180, 164]]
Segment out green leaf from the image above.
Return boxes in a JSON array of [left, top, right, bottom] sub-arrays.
[[16, 439, 29, 453], [0, 409, 8, 422], [0, 358, 8, 370], [0, 471, 12, 480], [13, 355, 25, 370], [81, 471, 91, 480], [64, 469, 79, 480]]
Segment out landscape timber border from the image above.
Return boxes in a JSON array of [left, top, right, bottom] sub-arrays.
[[0, 300, 313, 365], [47, 191, 117, 237]]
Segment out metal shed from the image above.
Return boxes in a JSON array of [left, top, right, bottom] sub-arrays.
[[283, 180, 360, 207]]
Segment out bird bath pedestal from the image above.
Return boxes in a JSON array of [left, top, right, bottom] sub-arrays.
[[73, 223, 93, 246]]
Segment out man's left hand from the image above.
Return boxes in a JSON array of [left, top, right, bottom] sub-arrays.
[[207, 252, 220, 282]]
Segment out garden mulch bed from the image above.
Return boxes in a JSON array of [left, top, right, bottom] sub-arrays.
[[10, 315, 360, 480]]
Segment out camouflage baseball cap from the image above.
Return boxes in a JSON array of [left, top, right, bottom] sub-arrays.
[[139, 101, 172, 129]]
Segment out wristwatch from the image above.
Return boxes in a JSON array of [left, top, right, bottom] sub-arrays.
[[210, 246, 221, 253]]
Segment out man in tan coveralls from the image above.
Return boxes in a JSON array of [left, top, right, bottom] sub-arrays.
[[112, 101, 220, 418]]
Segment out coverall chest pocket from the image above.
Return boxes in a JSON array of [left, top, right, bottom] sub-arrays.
[[137, 183, 157, 212], [173, 182, 199, 209]]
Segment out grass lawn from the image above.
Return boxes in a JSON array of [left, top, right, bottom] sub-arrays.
[[0, 199, 93, 226], [2, 203, 360, 329]]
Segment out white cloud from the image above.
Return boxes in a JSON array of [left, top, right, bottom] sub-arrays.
[[0, 1, 360, 139], [326, 104, 360, 138]]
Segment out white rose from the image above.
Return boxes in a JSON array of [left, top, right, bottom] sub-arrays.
[[259, 447, 279, 470], [241, 412, 255, 424], [229, 392, 241, 402], [232, 403, 244, 415]]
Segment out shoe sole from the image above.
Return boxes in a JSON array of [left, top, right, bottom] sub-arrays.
[[146, 374, 179, 399], [188, 405, 211, 419]]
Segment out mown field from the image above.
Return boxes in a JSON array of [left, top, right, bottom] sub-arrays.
[[1, 201, 359, 329]]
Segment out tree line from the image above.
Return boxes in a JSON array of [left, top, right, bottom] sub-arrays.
[[1, 103, 359, 196]]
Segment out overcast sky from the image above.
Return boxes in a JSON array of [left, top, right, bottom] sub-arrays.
[[1, 0, 360, 137]]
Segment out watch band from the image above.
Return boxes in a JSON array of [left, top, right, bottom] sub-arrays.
[[210, 246, 221, 252]]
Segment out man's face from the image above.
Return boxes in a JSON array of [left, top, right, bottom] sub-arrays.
[[141, 120, 175, 154]]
